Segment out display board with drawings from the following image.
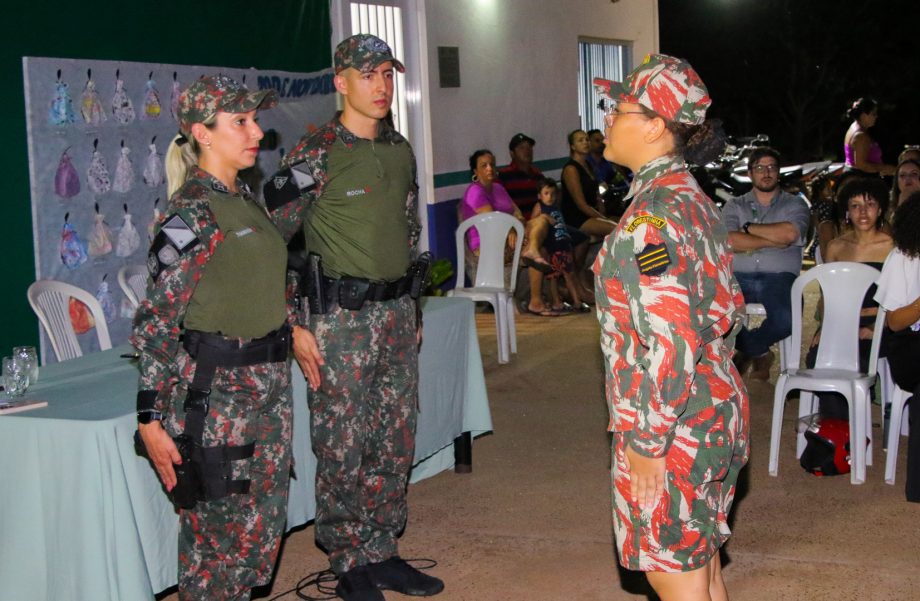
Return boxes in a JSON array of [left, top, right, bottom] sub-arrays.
[[23, 56, 336, 363]]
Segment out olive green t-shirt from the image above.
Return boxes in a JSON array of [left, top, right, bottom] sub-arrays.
[[184, 192, 287, 338], [304, 137, 413, 281]]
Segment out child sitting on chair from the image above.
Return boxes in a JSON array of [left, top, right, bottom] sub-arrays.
[[531, 177, 591, 312]]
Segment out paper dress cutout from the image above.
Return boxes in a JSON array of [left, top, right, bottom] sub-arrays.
[[116, 205, 140, 257], [54, 148, 80, 198], [143, 138, 164, 187], [142, 72, 162, 120], [111, 70, 136, 125], [49, 69, 76, 126], [170, 72, 181, 121], [87, 203, 113, 257], [96, 276, 117, 323], [86, 139, 111, 195], [80, 69, 106, 126], [112, 141, 134, 193], [60, 213, 88, 270]]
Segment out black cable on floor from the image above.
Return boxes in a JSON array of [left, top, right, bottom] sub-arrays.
[[265, 558, 439, 601]]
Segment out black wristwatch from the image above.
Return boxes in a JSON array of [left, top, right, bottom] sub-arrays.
[[137, 409, 163, 424], [742, 222, 752, 234]]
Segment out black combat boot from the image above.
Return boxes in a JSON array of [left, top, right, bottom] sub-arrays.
[[366, 556, 445, 596], [335, 565, 384, 601]]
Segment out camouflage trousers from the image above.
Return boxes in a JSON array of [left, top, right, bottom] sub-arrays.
[[163, 349, 293, 601], [309, 295, 419, 575], [612, 395, 749, 573]]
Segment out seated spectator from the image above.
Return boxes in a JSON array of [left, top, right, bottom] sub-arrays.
[[499, 133, 543, 218], [524, 178, 591, 315], [807, 173, 839, 262], [460, 148, 550, 271], [874, 190, 920, 502], [585, 129, 616, 185], [806, 177, 893, 419], [897, 145, 920, 164], [560, 129, 616, 239], [722, 146, 811, 380], [890, 158, 920, 223]]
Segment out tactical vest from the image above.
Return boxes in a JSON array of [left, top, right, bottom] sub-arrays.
[[304, 137, 412, 281], [184, 192, 287, 338]]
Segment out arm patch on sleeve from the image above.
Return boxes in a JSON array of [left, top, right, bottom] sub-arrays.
[[147, 214, 200, 280], [635, 242, 671, 276], [264, 162, 316, 212]]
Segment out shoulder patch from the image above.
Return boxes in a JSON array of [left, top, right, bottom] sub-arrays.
[[625, 215, 666, 233], [264, 163, 317, 212], [147, 214, 200, 280], [635, 242, 671, 276]]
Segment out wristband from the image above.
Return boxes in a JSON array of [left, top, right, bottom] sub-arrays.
[[742, 222, 751, 234], [137, 409, 163, 424]]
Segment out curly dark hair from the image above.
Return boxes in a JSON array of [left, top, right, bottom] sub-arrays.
[[892, 191, 920, 258], [836, 177, 889, 229], [468, 149, 494, 174]]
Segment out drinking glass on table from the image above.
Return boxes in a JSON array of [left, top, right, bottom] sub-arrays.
[[13, 346, 38, 384], [2, 356, 29, 397]]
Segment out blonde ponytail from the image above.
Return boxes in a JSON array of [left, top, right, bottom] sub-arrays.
[[164, 116, 216, 197]]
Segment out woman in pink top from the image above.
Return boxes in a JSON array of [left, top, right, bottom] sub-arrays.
[[844, 97, 896, 177], [460, 149, 551, 270]]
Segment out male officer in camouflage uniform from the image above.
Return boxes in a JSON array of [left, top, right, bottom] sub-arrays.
[[593, 55, 750, 599], [132, 76, 295, 600], [265, 35, 443, 601]]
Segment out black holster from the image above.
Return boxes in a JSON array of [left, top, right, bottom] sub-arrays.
[[138, 326, 289, 510]]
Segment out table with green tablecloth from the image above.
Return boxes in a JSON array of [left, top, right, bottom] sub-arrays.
[[0, 296, 491, 601]]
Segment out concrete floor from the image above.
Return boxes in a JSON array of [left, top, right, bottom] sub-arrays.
[[163, 298, 918, 601]]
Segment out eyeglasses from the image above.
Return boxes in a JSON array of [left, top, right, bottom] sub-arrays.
[[604, 104, 647, 127], [752, 164, 779, 174]]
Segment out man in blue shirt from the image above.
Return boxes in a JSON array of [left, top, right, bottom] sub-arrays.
[[721, 147, 810, 380]]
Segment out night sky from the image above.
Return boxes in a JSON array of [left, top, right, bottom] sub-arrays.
[[658, 0, 920, 164]]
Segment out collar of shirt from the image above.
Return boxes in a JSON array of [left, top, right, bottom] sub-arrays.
[[189, 166, 252, 200], [625, 154, 683, 200], [333, 113, 404, 148]]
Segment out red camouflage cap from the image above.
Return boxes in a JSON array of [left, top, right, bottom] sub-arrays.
[[594, 54, 710, 125]]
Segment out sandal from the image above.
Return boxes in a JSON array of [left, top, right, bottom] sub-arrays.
[[521, 254, 553, 274]]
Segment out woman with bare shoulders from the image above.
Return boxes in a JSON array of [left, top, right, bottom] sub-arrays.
[[843, 98, 896, 178]]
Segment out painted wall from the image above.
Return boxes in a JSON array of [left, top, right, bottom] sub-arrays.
[[421, 0, 659, 262], [1, 0, 331, 356]]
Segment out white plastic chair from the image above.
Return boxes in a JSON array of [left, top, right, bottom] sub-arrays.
[[448, 212, 523, 364], [879, 358, 913, 485], [27, 280, 112, 362], [743, 303, 792, 371], [768, 262, 884, 484], [118, 264, 149, 310]]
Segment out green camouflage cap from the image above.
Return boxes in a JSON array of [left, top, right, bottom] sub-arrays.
[[594, 54, 710, 125], [334, 34, 406, 75], [177, 75, 278, 136]]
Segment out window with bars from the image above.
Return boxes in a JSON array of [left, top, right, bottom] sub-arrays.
[[578, 39, 632, 132], [349, 2, 409, 139]]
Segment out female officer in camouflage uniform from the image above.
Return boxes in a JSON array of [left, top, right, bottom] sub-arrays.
[[593, 55, 749, 601], [132, 75, 320, 600]]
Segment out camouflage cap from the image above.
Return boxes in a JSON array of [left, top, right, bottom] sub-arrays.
[[334, 34, 406, 75], [177, 75, 278, 136], [594, 54, 710, 125]]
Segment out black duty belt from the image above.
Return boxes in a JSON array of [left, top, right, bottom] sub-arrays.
[[322, 274, 413, 311], [182, 324, 291, 388]]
